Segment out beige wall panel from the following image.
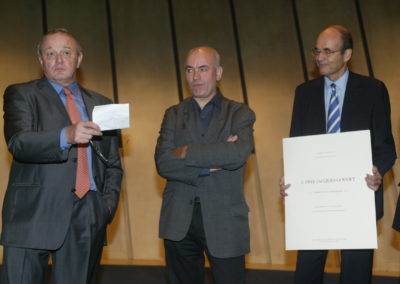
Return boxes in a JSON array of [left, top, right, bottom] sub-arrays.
[[111, 0, 179, 261], [360, 0, 400, 273], [297, 0, 369, 79], [235, 0, 304, 265], [46, 0, 114, 99], [46, 1, 130, 260], [172, 0, 243, 102], [0, 0, 43, 261]]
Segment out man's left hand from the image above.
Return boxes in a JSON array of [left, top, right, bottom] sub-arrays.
[[365, 166, 382, 191], [173, 145, 188, 158]]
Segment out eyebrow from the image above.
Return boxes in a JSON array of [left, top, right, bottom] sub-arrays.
[[185, 65, 209, 69]]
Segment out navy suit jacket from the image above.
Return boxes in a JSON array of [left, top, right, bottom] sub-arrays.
[[290, 71, 396, 219]]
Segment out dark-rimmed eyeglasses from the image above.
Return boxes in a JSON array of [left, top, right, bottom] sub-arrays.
[[311, 48, 341, 57]]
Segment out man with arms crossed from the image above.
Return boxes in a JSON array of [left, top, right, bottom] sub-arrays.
[[1, 29, 123, 284], [280, 25, 396, 283], [155, 46, 255, 284]]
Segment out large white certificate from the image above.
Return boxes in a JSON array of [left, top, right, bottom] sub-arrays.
[[283, 130, 377, 250]]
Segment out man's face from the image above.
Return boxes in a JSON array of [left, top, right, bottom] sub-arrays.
[[38, 33, 83, 86], [185, 48, 223, 100], [314, 28, 351, 81]]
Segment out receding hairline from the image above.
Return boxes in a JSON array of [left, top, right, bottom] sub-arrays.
[[37, 28, 82, 58], [318, 25, 353, 52], [186, 46, 221, 68]]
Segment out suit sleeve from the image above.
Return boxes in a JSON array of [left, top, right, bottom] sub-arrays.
[[155, 107, 204, 185], [184, 105, 255, 170], [101, 130, 123, 222], [371, 81, 396, 175], [289, 86, 304, 137], [3, 84, 69, 163]]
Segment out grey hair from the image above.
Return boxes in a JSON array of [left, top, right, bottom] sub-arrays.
[[37, 28, 82, 58]]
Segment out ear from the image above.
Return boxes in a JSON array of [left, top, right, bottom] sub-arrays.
[[77, 52, 83, 69], [216, 66, 223, 81], [38, 56, 44, 67], [343, 48, 352, 63]]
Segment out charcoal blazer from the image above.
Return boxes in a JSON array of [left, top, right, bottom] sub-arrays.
[[290, 71, 396, 219], [1, 78, 123, 250], [155, 93, 255, 258]]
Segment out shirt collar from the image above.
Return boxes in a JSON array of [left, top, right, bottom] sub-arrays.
[[324, 68, 349, 90], [192, 89, 222, 110], [47, 79, 78, 95]]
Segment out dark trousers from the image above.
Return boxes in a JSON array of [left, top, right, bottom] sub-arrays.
[[295, 249, 374, 284], [164, 200, 245, 284], [1, 191, 109, 284]]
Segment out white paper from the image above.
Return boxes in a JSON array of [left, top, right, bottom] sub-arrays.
[[92, 104, 130, 131], [283, 130, 377, 250]]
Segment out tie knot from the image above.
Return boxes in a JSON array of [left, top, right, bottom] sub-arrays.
[[63, 87, 72, 97], [330, 83, 336, 91]]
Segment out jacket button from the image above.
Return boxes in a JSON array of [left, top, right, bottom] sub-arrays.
[[73, 158, 77, 163], [71, 188, 76, 192]]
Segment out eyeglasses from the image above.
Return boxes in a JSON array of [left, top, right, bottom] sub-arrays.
[[311, 48, 341, 57]]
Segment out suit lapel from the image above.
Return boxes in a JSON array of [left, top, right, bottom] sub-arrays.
[[80, 86, 97, 120], [203, 97, 227, 142], [341, 72, 360, 131], [314, 77, 327, 133], [182, 99, 202, 142], [37, 78, 71, 124]]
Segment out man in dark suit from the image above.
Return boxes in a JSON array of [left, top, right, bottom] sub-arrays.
[[280, 25, 396, 283], [1, 29, 123, 284], [155, 46, 255, 284]]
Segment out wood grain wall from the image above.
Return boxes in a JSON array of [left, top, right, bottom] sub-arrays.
[[0, 0, 399, 275]]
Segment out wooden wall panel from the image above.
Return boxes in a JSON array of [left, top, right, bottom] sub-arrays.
[[297, 0, 369, 79], [111, 0, 178, 261], [0, 0, 43, 261], [45, 0, 130, 260], [46, 0, 114, 98], [235, 0, 304, 265], [172, 0, 243, 102], [360, 0, 400, 272]]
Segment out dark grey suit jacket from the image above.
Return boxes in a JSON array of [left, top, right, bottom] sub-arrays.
[[155, 93, 255, 258], [290, 71, 396, 219], [1, 78, 123, 250]]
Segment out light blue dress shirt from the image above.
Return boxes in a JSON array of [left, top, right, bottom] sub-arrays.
[[324, 68, 349, 131], [49, 80, 97, 191]]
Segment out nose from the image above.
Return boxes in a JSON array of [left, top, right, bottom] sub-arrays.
[[55, 53, 64, 63], [193, 69, 200, 81]]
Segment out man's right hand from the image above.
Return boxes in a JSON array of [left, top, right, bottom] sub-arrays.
[[279, 177, 290, 198], [66, 121, 102, 144]]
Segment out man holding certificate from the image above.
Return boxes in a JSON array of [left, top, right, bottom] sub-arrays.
[[280, 25, 396, 283]]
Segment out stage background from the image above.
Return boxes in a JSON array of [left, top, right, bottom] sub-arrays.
[[0, 0, 399, 276]]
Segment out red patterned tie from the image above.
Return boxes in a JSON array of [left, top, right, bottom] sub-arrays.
[[64, 87, 90, 198]]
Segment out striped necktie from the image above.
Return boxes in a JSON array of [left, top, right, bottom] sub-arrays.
[[64, 87, 90, 198], [327, 83, 340, 133]]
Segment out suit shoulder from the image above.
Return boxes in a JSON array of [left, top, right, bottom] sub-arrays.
[[350, 72, 386, 88], [295, 77, 323, 93], [4, 79, 42, 94], [81, 87, 113, 104], [221, 96, 256, 120]]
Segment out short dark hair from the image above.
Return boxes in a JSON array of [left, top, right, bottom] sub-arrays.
[[330, 25, 353, 53], [37, 28, 82, 58]]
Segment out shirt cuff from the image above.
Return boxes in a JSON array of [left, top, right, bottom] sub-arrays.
[[60, 128, 72, 150]]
